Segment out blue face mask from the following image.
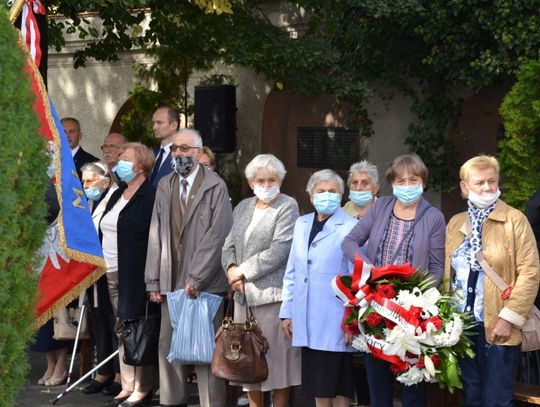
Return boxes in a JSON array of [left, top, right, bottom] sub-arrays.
[[393, 184, 423, 206], [84, 186, 103, 201], [116, 160, 137, 183], [349, 190, 373, 207], [313, 192, 341, 215]]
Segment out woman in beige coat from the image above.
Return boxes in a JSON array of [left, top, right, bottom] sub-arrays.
[[445, 155, 539, 407]]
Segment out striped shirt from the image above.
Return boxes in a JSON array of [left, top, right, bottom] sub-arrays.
[[376, 213, 414, 266]]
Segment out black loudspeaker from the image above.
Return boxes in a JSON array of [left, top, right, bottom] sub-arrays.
[[194, 85, 236, 153]]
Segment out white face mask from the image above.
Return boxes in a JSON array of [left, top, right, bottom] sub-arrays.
[[253, 185, 280, 203], [467, 189, 501, 208]]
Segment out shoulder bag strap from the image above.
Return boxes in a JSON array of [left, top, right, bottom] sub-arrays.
[[390, 205, 431, 264], [475, 251, 511, 293]]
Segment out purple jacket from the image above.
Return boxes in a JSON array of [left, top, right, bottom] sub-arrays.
[[341, 195, 446, 286]]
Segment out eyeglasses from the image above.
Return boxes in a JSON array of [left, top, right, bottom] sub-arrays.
[[170, 144, 200, 153], [101, 144, 120, 151]]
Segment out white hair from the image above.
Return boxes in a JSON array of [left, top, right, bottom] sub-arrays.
[[175, 128, 203, 148], [244, 154, 287, 181], [306, 169, 345, 195], [347, 160, 380, 187], [81, 161, 111, 179]]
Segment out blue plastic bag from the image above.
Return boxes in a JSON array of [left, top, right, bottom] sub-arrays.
[[167, 290, 223, 365]]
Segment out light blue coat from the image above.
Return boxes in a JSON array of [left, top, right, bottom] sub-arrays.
[[279, 208, 357, 352]]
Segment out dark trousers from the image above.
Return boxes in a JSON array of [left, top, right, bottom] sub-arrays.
[[364, 354, 427, 407], [88, 276, 119, 376], [353, 354, 371, 405], [458, 323, 520, 407]]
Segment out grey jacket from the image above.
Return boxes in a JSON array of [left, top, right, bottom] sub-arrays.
[[222, 194, 299, 306], [145, 167, 233, 294]]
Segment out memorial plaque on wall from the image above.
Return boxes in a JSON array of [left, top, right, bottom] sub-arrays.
[[297, 127, 360, 169]]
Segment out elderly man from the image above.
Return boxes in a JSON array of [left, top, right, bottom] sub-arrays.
[[100, 132, 126, 170], [145, 129, 232, 407], [149, 106, 180, 187], [61, 117, 98, 178]]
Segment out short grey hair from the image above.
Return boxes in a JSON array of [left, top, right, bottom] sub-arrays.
[[306, 169, 345, 195], [175, 128, 203, 148], [244, 154, 287, 181], [80, 161, 112, 180], [347, 160, 380, 187]]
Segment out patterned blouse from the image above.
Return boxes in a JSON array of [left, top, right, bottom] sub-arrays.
[[375, 213, 414, 267]]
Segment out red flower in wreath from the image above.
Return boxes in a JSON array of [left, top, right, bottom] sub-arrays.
[[409, 306, 423, 320], [365, 312, 383, 327], [420, 316, 443, 332], [430, 354, 441, 368], [415, 356, 425, 368], [377, 283, 396, 299], [384, 318, 396, 330], [390, 363, 409, 375]]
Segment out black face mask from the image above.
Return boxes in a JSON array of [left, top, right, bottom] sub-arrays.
[[173, 156, 194, 177]]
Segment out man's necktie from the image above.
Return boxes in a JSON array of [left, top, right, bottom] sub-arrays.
[[180, 178, 188, 214], [151, 147, 165, 182]]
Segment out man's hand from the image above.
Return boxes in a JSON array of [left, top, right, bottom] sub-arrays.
[[185, 283, 199, 299], [281, 319, 293, 340], [490, 317, 513, 343], [227, 265, 244, 285], [148, 291, 164, 303], [345, 333, 353, 345], [231, 279, 245, 294]]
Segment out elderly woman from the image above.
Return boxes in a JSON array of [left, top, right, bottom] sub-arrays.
[[222, 154, 301, 407], [80, 161, 123, 396], [342, 154, 446, 407], [199, 146, 216, 172], [343, 161, 378, 407], [99, 143, 158, 406], [446, 155, 539, 407], [279, 169, 357, 407], [344, 160, 380, 219]]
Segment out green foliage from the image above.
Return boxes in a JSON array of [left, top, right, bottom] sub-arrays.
[[47, 0, 540, 190], [0, 7, 49, 406], [498, 59, 540, 210], [299, 0, 540, 190]]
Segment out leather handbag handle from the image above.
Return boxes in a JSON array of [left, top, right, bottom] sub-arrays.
[[224, 288, 256, 327]]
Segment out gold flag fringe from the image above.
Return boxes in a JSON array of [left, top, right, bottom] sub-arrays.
[[32, 265, 107, 331], [17, 33, 107, 331]]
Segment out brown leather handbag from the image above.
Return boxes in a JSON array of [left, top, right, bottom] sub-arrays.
[[211, 295, 269, 383]]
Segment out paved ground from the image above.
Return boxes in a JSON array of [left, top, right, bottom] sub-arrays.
[[15, 352, 317, 407], [15, 351, 197, 407]]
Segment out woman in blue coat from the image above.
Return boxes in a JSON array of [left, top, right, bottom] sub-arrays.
[[279, 169, 357, 407]]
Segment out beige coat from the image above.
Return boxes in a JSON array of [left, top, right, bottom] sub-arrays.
[[445, 199, 540, 345], [145, 167, 233, 294]]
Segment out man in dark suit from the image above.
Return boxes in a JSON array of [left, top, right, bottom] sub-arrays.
[[61, 117, 98, 178], [525, 190, 540, 308], [149, 106, 180, 187]]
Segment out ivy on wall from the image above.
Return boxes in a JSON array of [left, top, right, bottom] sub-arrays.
[[47, 0, 540, 190], [498, 59, 540, 210]]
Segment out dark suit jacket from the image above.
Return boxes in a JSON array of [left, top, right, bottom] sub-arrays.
[[150, 149, 174, 187], [73, 147, 99, 179], [525, 189, 540, 308], [100, 179, 158, 320]]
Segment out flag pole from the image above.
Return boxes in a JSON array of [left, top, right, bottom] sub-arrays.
[[9, 0, 25, 24]]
